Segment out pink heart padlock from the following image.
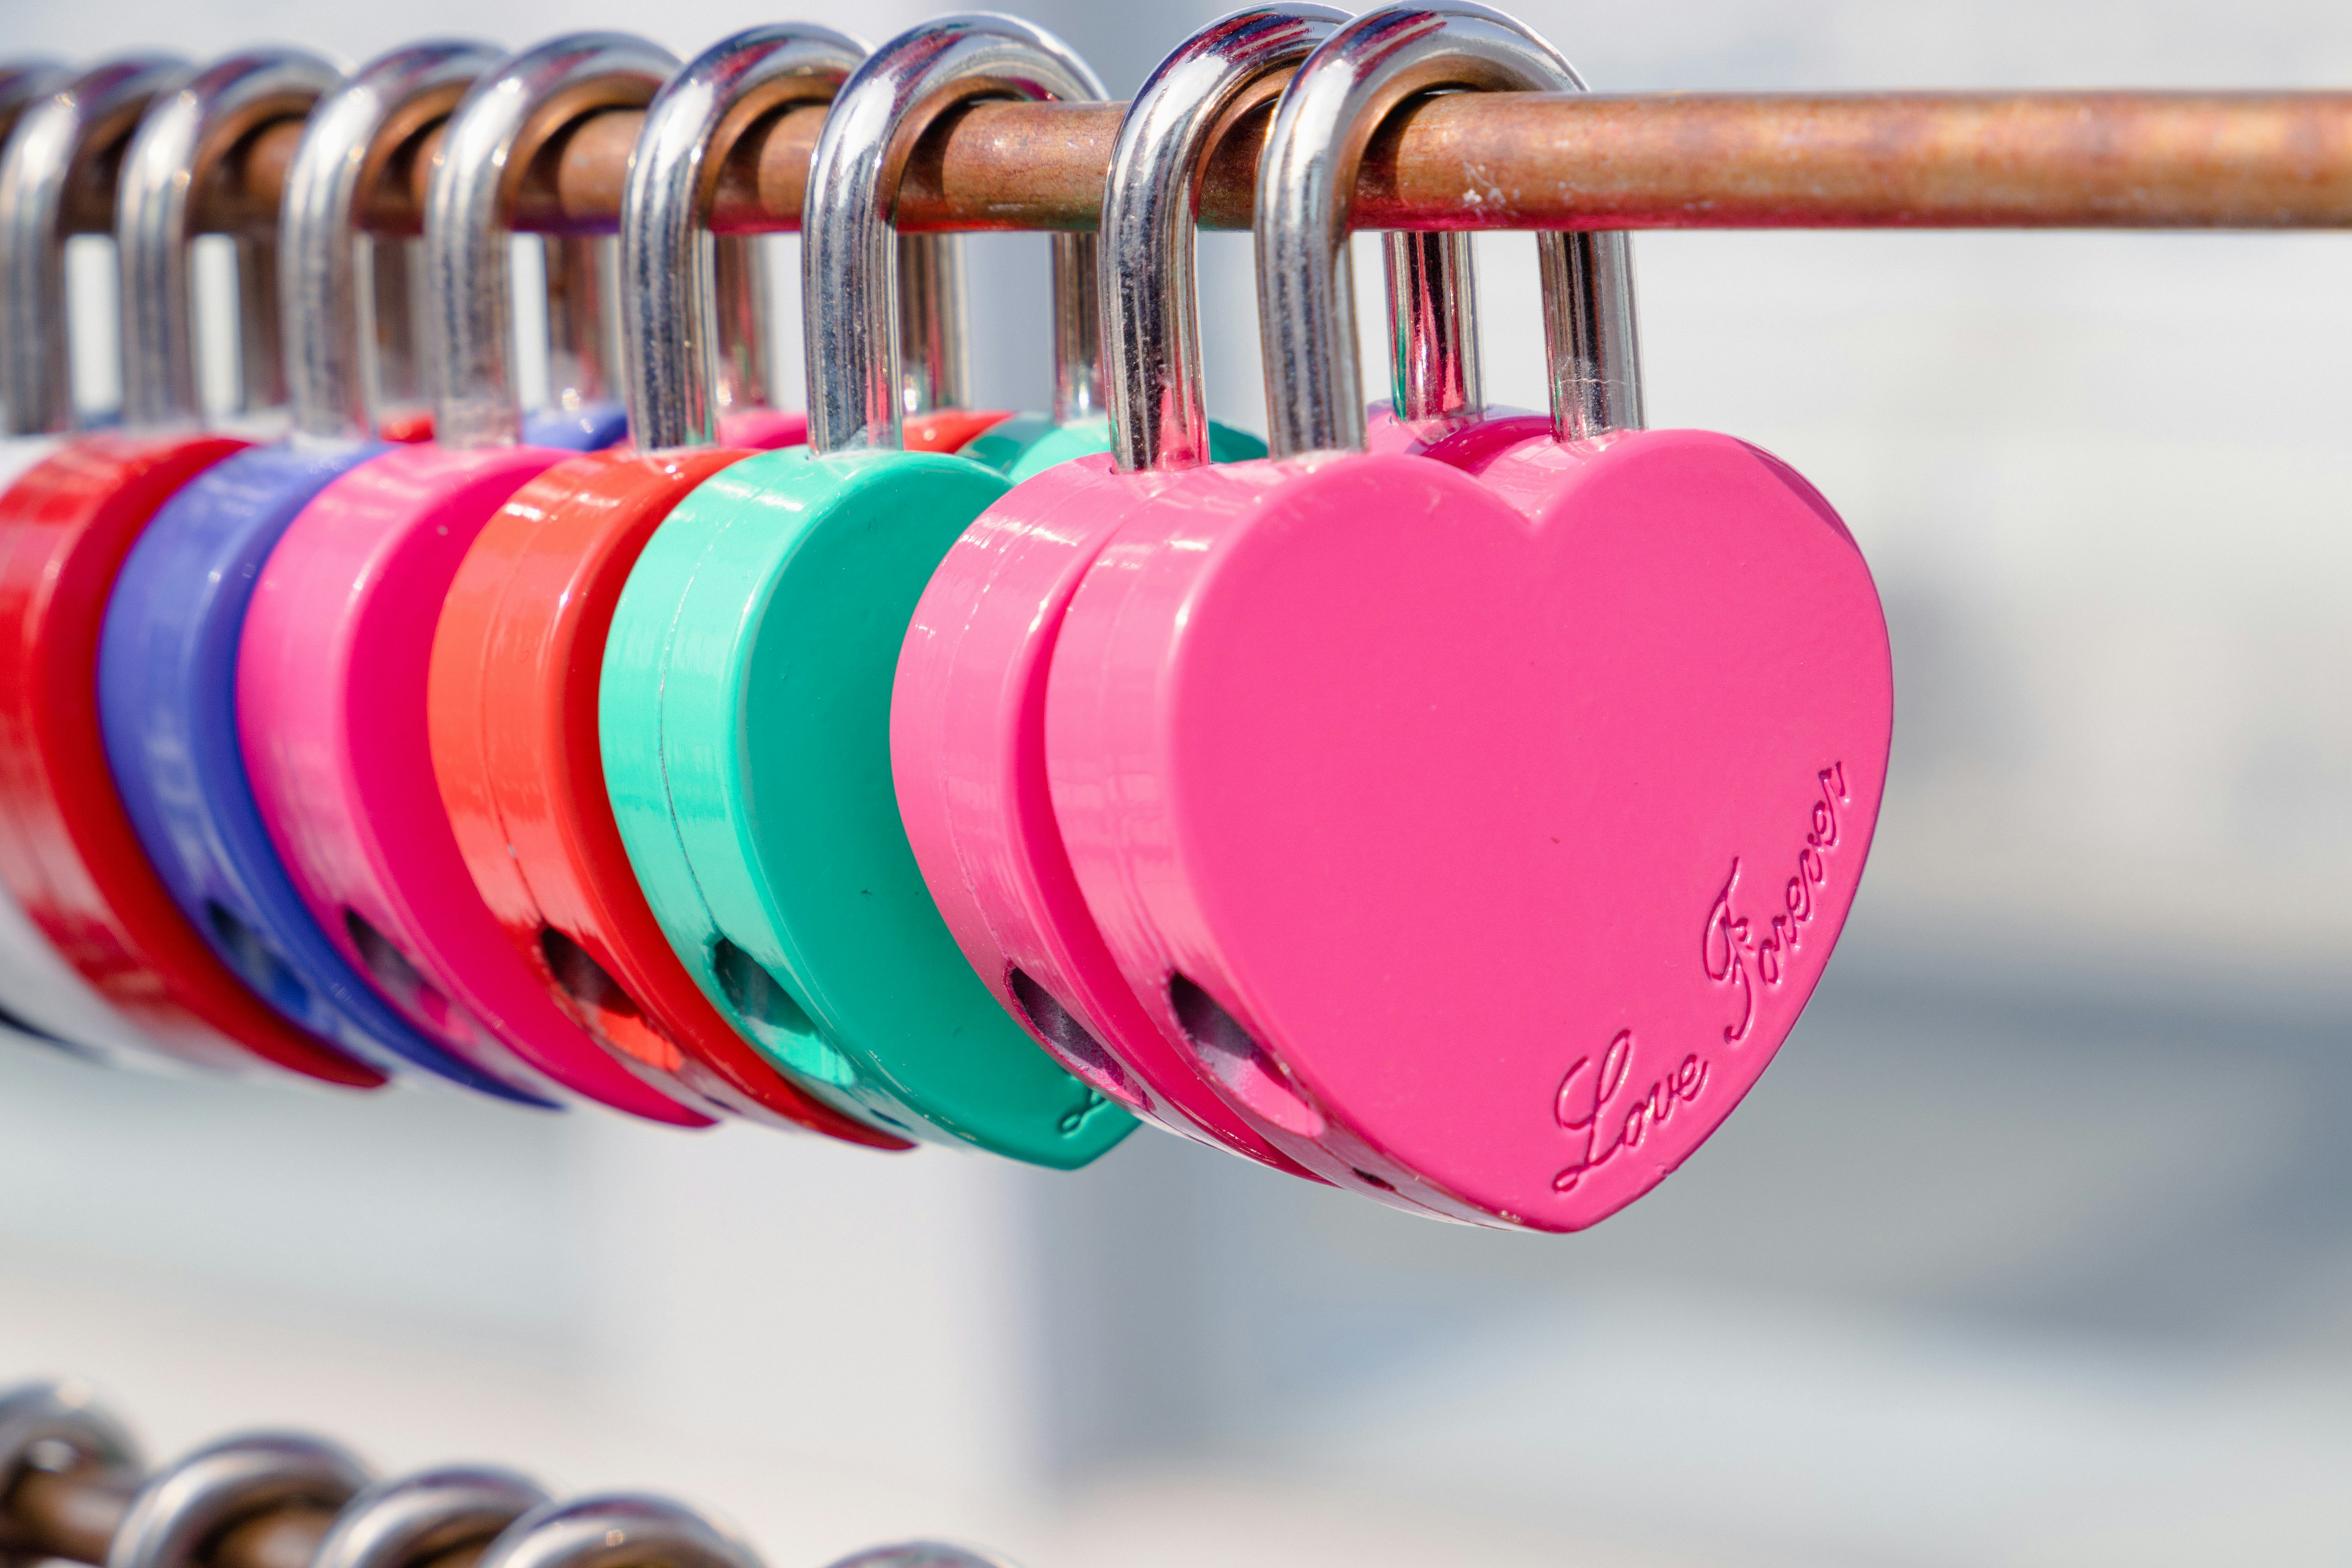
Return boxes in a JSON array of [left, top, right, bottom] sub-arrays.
[[891, 2, 1510, 1177], [1037, 0, 1894, 1229]]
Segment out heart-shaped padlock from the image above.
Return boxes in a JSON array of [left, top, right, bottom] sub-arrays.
[[890, 4, 1536, 1172], [235, 33, 710, 1121], [600, 16, 1136, 1164], [0, 50, 383, 1086], [0, 55, 205, 1071], [1040, 0, 1894, 1229], [426, 23, 911, 1144], [94, 42, 553, 1102]]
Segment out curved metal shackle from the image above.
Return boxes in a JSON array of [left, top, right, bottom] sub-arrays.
[[118, 48, 344, 432], [0, 55, 187, 436], [477, 1494, 766, 1568], [1256, 1, 1643, 455], [105, 1434, 370, 1568], [1103, 6, 1349, 472], [802, 14, 1107, 455], [283, 41, 502, 443], [426, 33, 679, 451], [311, 1468, 550, 1568], [620, 24, 865, 453], [0, 1381, 141, 1564], [0, 56, 81, 434]]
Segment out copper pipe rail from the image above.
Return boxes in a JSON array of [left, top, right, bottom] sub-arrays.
[[77, 91, 2352, 240]]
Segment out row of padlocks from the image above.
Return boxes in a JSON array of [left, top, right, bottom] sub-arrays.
[[0, 3, 1892, 1232]]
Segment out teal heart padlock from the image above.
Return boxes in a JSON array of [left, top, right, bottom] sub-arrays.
[[600, 16, 1137, 1164]]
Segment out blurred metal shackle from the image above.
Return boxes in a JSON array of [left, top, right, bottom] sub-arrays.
[[117, 49, 344, 432], [619, 24, 865, 452], [426, 33, 677, 451], [281, 42, 502, 443], [0, 56, 187, 435]]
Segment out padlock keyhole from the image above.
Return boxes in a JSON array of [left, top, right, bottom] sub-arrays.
[[1008, 967, 1140, 1107], [709, 936, 864, 1094], [344, 908, 456, 1035], [1168, 973, 1324, 1137], [206, 899, 311, 1017], [538, 926, 644, 1022]]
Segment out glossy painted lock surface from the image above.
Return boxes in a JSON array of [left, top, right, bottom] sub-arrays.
[[101, 438, 551, 1097], [600, 17, 1134, 1163], [0, 433, 383, 1084], [0, 56, 218, 1072], [1045, 432, 1891, 1227], [0, 48, 384, 1087], [1031, 2, 1892, 1227], [429, 409, 1006, 1142], [0, 436, 97, 1060], [426, 24, 916, 1139], [237, 32, 707, 1121], [430, 436, 907, 1136], [240, 437, 698, 1114], [891, 6, 1506, 1171], [91, 43, 537, 1096], [603, 439, 1129, 1158]]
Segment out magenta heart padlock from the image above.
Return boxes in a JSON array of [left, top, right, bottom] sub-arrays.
[[891, 2, 1515, 1178], [1038, 0, 1896, 1229]]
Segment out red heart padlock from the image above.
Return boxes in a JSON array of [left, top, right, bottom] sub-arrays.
[[426, 24, 949, 1143], [0, 50, 382, 1085], [1038, 1, 1894, 1229]]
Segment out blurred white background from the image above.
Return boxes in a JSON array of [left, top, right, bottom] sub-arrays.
[[1, 0, 2350, 1564]]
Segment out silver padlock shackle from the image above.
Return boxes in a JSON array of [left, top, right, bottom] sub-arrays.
[[1256, 0, 1644, 456], [803, 13, 1106, 455], [310, 1467, 549, 1568], [620, 24, 865, 453], [427, 32, 678, 451], [1105, 7, 1346, 472], [0, 55, 87, 435], [283, 42, 502, 443], [118, 48, 344, 433], [0, 55, 187, 436], [1104, 7, 1491, 471]]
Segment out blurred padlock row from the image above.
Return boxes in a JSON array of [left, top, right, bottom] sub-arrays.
[[0, 4, 1893, 1234], [0, 1381, 997, 1568]]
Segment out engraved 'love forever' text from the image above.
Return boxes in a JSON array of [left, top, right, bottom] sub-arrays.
[[1549, 761, 1851, 1198]]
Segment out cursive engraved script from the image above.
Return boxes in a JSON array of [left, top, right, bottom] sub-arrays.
[[1552, 1030, 1708, 1193], [1550, 762, 1852, 1197], [1701, 762, 1849, 1045]]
